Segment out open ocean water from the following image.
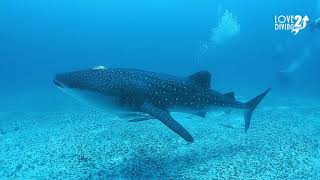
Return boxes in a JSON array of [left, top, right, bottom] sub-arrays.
[[0, 0, 320, 179]]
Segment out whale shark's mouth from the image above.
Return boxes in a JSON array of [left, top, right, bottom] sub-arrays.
[[54, 80, 64, 88]]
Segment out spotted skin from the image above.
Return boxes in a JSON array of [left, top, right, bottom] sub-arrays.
[[54, 68, 270, 142]]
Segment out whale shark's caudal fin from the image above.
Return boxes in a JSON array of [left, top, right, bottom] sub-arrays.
[[244, 88, 271, 132]]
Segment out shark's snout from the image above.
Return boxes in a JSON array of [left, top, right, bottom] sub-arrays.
[[53, 79, 64, 88]]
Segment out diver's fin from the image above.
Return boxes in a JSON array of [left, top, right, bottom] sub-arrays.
[[244, 88, 271, 132], [187, 71, 211, 89], [224, 92, 236, 101], [141, 103, 194, 142]]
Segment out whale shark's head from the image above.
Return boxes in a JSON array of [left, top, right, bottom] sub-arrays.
[[53, 66, 120, 109], [53, 69, 102, 100], [54, 70, 93, 91], [54, 66, 108, 90]]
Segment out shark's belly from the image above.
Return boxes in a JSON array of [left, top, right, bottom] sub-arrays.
[[61, 88, 136, 112]]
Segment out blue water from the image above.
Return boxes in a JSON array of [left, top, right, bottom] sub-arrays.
[[1, 0, 320, 179]]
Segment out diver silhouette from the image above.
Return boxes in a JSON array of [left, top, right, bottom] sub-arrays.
[[310, 18, 320, 31], [277, 47, 311, 85], [276, 18, 318, 85]]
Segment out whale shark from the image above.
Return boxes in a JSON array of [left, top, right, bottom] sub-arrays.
[[54, 67, 270, 142]]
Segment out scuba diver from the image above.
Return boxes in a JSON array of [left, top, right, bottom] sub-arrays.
[[276, 18, 318, 85], [310, 18, 320, 31], [277, 47, 311, 85]]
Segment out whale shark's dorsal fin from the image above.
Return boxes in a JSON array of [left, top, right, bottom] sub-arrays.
[[224, 92, 236, 101], [188, 71, 211, 89]]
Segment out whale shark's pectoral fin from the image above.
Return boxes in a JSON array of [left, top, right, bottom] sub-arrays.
[[140, 103, 194, 142]]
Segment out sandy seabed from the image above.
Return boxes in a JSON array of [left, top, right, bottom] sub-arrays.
[[0, 89, 319, 179]]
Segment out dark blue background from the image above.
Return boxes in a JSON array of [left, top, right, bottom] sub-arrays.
[[0, 0, 319, 95]]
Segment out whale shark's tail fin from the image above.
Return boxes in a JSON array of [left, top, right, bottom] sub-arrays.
[[244, 88, 271, 132]]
